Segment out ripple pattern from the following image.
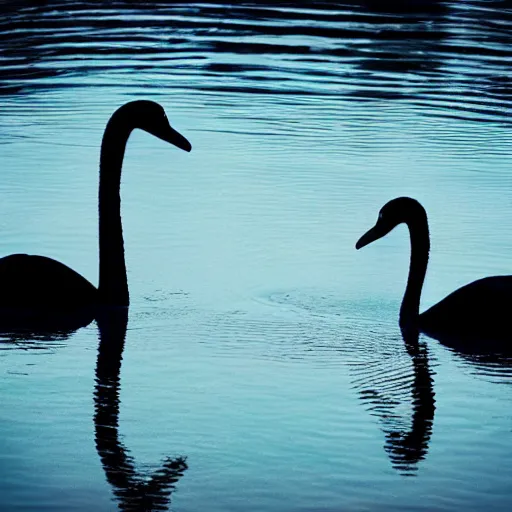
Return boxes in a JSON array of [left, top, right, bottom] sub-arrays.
[[0, 1, 511, 124]]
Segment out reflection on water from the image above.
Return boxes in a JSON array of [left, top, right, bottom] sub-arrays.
[[266, 289, 512, 476], [0, 311, 94, 347], [1, 1, 511, 124], [388, 334, 435, 473], [1, 1, 512, 511], [94, 309, 187, 511], [349, 320, 436, 476], [0, 328, 71, 349], [353, 326, 435, 475], [445, 345, 512, 384]]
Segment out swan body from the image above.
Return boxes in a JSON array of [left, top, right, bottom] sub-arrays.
[[0, 100, 191, 329], [0, 254, 97, 307], [356, 197, 512, 349], [419, 275, 512, 342]]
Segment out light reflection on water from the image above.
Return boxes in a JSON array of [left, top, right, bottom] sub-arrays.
[[1, 1, 512, 511]]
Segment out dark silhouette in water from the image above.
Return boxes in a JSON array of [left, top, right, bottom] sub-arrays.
[[387, 327, 435, 472], [355, 325, 435, 474], [94, 309, 187, 511], [356, 197, 512, 354], [0, 100, 191, 334]]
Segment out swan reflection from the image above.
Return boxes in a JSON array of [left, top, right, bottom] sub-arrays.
[[354, 326, 435, 475], [443, 344, 512, 384], [94, 309, 188, 511]]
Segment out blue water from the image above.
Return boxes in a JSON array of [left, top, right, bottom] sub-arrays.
[[1, 1, 512, 510]]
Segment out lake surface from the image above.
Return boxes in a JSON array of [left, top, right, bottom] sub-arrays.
[[1, 1, 512, 510]]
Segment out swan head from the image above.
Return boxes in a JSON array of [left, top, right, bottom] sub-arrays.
[[356, 197, 423, 250], [122, 100, 192, 152]]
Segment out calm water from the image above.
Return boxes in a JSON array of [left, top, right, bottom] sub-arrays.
[[1, 1, 512, 510]]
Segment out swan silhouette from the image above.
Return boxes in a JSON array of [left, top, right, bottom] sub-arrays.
[[354, 326, 435, 475], [0, 100, 191, 332], [94, 309, 188, 510], [356, 197, 512, 349]]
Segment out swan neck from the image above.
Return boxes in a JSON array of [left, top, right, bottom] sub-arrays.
[[98, 113, 132, 305], [400, 209, 430, 327]]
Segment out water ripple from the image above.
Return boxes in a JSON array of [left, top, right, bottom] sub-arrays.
[[1, 1, 511, 124]]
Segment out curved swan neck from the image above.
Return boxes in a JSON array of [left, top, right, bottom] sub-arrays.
[[400, 205, 430, 327], [98, 109, 133, 306]]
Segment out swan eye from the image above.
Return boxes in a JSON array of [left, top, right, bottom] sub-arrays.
[[378, 211, 383, 221]]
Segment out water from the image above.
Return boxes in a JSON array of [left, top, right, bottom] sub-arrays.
[[1, 1, 512, 510]]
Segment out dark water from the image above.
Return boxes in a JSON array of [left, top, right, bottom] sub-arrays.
[[1, 1, 512, 510]]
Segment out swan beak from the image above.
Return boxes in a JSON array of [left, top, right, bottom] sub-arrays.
[[158, 126, 192, 152], [356, 225, 382, 250]]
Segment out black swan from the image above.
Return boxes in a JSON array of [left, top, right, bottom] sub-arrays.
[[356, 197, 512, 349], [0, 100, 191, 330]]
